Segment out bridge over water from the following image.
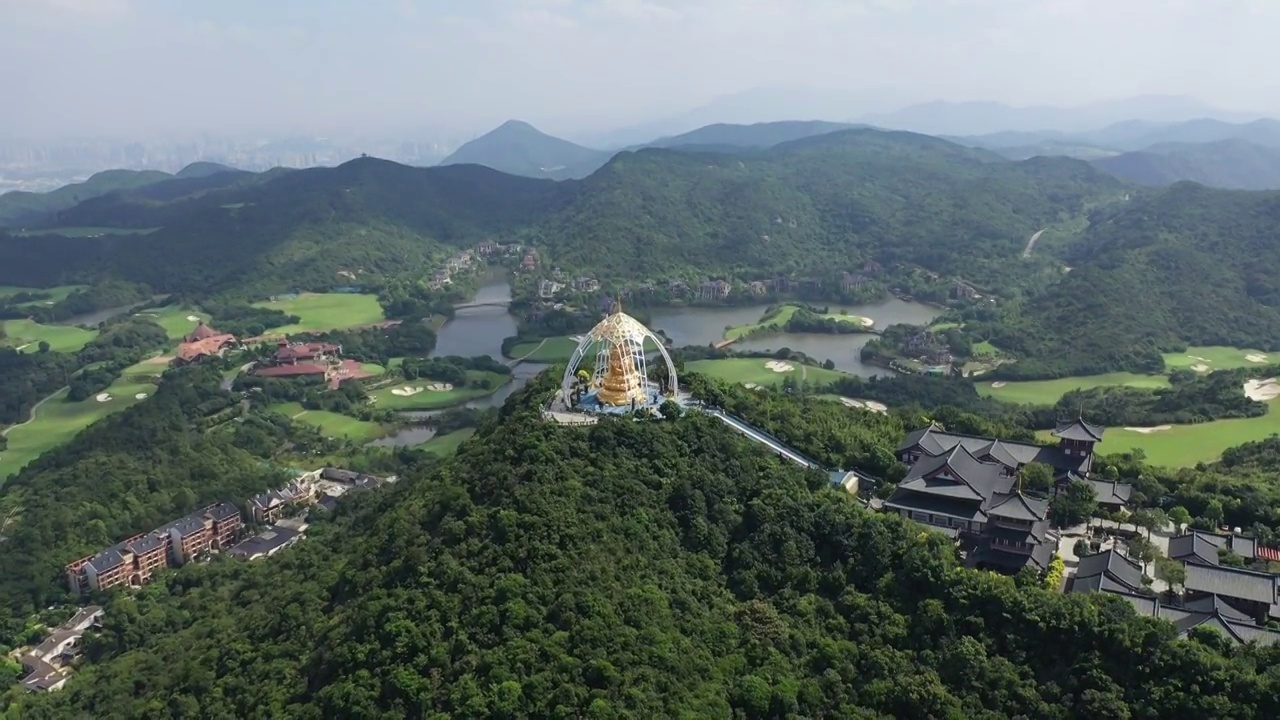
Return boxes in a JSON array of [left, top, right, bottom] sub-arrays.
[[454, 299, 511, 310]]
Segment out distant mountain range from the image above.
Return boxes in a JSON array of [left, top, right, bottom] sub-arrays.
[[1091, 139, 1280, 190], [0, 162, 254, 226]]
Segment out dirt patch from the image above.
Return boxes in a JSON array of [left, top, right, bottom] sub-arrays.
[[765, 360, 795, 373], [1247, 353, 1269, 363], [391, 386, 423, 397], [1123, 425, 1172, 434], [990, 381, 1007, 388], [1244, 377, 1280, 402]]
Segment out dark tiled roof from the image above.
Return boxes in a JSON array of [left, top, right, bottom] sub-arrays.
[[123, 532, 166, 555], [1183, 594, 1255, 622], [971, 542, 1054, 572], [87, 547, 126, 573], [1053, 418, 1106, 442], [168, 515, 208, 539], [898, 425, 1091, 476], [1088, 480, 1132, 505], [988, 492, 1048, 522], [1073, 549, 1145, 593], [884, 489, 987, 522], [1169, 533, 1222, 567], [203, 502, 240, 522], [973, 439, 1021, 469], [902, 444, 1013, 500], [1184, 563, 1278, 605]]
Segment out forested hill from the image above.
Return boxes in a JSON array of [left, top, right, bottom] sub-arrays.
[[1092, 139, 1280, 190], [11, 375, 1280, 717], [982, 182, 1280, 376], [536, 128, 1123, 284]]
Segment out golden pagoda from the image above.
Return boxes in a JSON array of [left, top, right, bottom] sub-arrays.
[[595, 341, 645, 406], [560, 300, 679, 410]]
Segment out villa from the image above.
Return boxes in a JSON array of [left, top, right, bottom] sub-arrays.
[[173, 322, 238, 365]]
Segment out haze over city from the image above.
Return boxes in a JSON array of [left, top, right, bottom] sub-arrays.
[[5, 0, 1280, 141]]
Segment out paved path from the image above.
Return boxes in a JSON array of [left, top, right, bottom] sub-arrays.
[[506, 338, 548, 367], [709, 410, 823, 470], [2, 390, 61, 438], [1022, 228, 1046, 258]]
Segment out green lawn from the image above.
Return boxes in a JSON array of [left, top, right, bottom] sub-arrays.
[[1031, 397, 1280, 468], [0, 284, 86, 306], [507, 336, 582, 363], [723, 305, 801, 341], [420, 428, 476, 456], [359, 362, 388, 376], [0, 360, 165, 481], [1162, 346, 1272, 373], [0, 318, 98, 353], [505, 335, 663, 364], [252, 293, 385, 334], [268, 402, 387, 441], [686, 358, 847, 387], [818, 309, 875, 328], [13, 227, 159, 237], [979, 372, 1171, 405], [132, 306, 211, 341], [369, 371, 509, 410]]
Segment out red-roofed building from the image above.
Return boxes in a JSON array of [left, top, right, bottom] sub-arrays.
[[173, 322, 238, 366], [255, 363, 329, 378], [184, 322, 221, 343], [273, 341, 341, 365]]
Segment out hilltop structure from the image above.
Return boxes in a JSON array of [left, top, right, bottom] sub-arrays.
[[560, 304, 677, 414]]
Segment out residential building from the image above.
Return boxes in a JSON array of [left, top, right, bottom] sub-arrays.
[[747, 280, 768, 296], [667, 280, 688, 297], [203, 501, 243, 548], [951, 281, 979, 300], [695, 279, 732, 301], [476, 240, 498, 256], [770, 274, 790, 293], [538, 279, 564, 298], [17, 606, 104, 692], [227, 525, 303, 561], [273, 341, 341, 365], [841, 272, 869, 292], [573, 276, 600, 293], [165, 515, 212, 564], [173, 322, 238, 365], [248, 478, 316, 524]]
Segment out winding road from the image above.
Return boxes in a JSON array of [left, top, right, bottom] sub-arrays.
[[2, 389, 61, 439], [1022, 228, 1046, 258]]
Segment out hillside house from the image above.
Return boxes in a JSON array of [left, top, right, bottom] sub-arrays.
[[696, 280, 732, 301]]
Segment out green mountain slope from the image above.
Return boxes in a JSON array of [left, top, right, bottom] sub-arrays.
[[0, 158, 563, 298], [11, 377, 1278, 717], [641, 120, 860, 150], [539, 128, 1123, 285], [978, 182, 1280, 376], [440, 120, 613, 180], [0, 169, 172, 226], [1092, 139, 1280, 189]]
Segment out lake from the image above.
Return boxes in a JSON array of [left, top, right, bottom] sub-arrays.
[[648, 297, 943, 375]]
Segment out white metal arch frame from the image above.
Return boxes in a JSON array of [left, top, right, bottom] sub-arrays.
[[560, 310, 678, 408]]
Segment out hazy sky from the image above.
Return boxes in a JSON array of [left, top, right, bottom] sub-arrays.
[[3, 0, 1278, 140]]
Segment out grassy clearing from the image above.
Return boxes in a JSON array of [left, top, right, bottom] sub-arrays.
[[12, 227, 159, 237], [1162, 346, 1272, 372], [359, 362, 388, 376], [0, 360, 164, 481], [723, 305, 801, 341], [369, 370, 509, 410], [268, 401, 386, 441], [132, 306, 211, 341], [0, 284, 87, 306], [420, 428, 476, 456], [929, 321, 961, 332], [0, 318, 98, 353], [686, 357, 847, 387], [252, 293, 385, 334], [1031, 398, 1280, 468], [978, 372, 1170, 405]]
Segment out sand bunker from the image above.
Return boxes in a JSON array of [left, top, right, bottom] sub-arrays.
[[134, 392, 148, 400], [839, 397, 888, 414], [990, 381, 1007, 388], [425, 382, 454, 392], [1244, 377, 1280, 402], [186, 315, 201, 322], [1188, 355, 1211, 363], [744, 382, 760, 389], [1247, 353, 1269, 363], [1190, 363, 1210, 372], [1124, 425, 1172, 434], [95, 393, 112, 402], [765, 360, 795, 373], [391, 386, 424, 397]]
